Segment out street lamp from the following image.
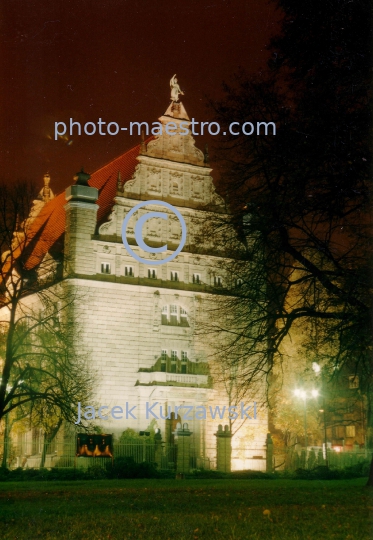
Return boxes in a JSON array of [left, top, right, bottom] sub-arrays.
[[293, 388, 318, 453]]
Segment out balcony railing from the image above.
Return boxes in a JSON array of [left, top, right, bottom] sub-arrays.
[[137, 371, 209, 386]]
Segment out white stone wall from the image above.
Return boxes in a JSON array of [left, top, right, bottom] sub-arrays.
[[2, 104, 268, 468]]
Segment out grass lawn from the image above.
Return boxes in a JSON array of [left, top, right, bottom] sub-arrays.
[[0, 478, 372, 539]]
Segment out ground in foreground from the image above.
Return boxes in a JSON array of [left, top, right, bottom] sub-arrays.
[[0, 478, 371, 539]]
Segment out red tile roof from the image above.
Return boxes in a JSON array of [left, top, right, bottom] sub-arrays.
[[24, 141, 145, 270]]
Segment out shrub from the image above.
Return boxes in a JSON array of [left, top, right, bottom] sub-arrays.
[[0, 466, 11, 481], [47, 468, 86, 481], [106, 457, 159, 479], [86, 464, 107, 479], [291, 462, 370, 480]]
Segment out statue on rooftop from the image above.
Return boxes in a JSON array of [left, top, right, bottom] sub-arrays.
[[170, 74, 184, 102]]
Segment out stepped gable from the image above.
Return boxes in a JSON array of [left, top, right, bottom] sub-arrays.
[[24, 141, 148, 270]]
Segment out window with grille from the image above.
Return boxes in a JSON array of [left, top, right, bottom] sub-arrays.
[[332, 425, 345, 438], [346, 425, 356, 437], [161, 305, 189, 326], [180, 307, 188, 327], [170, 304, 178, 325], [181, 351, 188, 374], [193, 273, 201, 284], [161, 349, 167, 372], [31, 428, 42, 455], [214, 276, 222, 287], [148, 269, 157, 279], [101, 262, 111, 274], [125, 266, 134, 277], [170, 271, 179, 282], [171, 350, 177, 372], [349, 375, 359, 389], [346, 403, 355, 414]]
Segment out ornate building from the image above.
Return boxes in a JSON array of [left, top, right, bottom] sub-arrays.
[[5, 90, 268, 470]]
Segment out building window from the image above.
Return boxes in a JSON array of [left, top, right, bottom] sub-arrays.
[[235, 278, 243, 287], [101, 262, 111, 274], [171, 271, 179, 282], [180, 307, 188, 327], [161, 349, 167, 372], [193, 273, 201, 284], [161, 305, 189, 327], [346, 425, 356, 438], [31, 428, 42, 455], [125, 266, 134, 277], [148, 269, 157, 279], [349, 375, 359, 389], [161, 306, 168, 325], [170, 304, 178, 325], [181, 351, 188, 374], [332, 425, 345, 439], [346, 403, 355, 414], [171, 350, 177, 373], [214, 276, 222, 287]]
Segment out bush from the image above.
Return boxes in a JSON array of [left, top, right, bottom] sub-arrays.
[[48, 468, 87, 481], [291, 462, 370, 480], [0, 466, 86, 482], [188, 469, 277, 480], [86, 464, 107, 479], [189, 469, 227, 479], [106, 457, 159, 479], [0, 466, 11, 481]]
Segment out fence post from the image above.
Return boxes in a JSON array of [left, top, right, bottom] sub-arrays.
[[214, 424, 232, 473], [173, 423, 193, 477], [266, 433, 274, 473], [154, 429, 163, 469]]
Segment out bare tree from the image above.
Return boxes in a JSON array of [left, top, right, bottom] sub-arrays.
[[205, 0, 372, 456], [0, 181, 96, 467]]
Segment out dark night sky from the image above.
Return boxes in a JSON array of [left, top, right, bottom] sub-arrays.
[[0, 0, 280, 194]]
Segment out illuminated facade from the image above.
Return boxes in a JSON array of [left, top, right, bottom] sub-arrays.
[[6, 98, 268, 470]]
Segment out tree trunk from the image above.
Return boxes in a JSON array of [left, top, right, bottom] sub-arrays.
[[1, 434, 9, 468], [366, 455, 373, 487], [40, 419, 62, 468], [1, 414, 10, 468]]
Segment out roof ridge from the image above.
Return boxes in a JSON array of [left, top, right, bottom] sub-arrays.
[[88, 136, 154, 180]]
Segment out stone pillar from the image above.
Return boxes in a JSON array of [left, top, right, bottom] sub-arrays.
[[214, 424, 232, 472], [64, 169, 99, 277], [265, 433, 274, 473], [173, 423, 193, 476], [154, 429, 163, 469]]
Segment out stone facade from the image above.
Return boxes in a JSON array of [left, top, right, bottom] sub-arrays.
[[3, 99, 268, 470]]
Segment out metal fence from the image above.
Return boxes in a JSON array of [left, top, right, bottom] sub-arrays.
[[0, 438, 201, 471], [273, 446, 371, 471], [1, 437, 370, 472]]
